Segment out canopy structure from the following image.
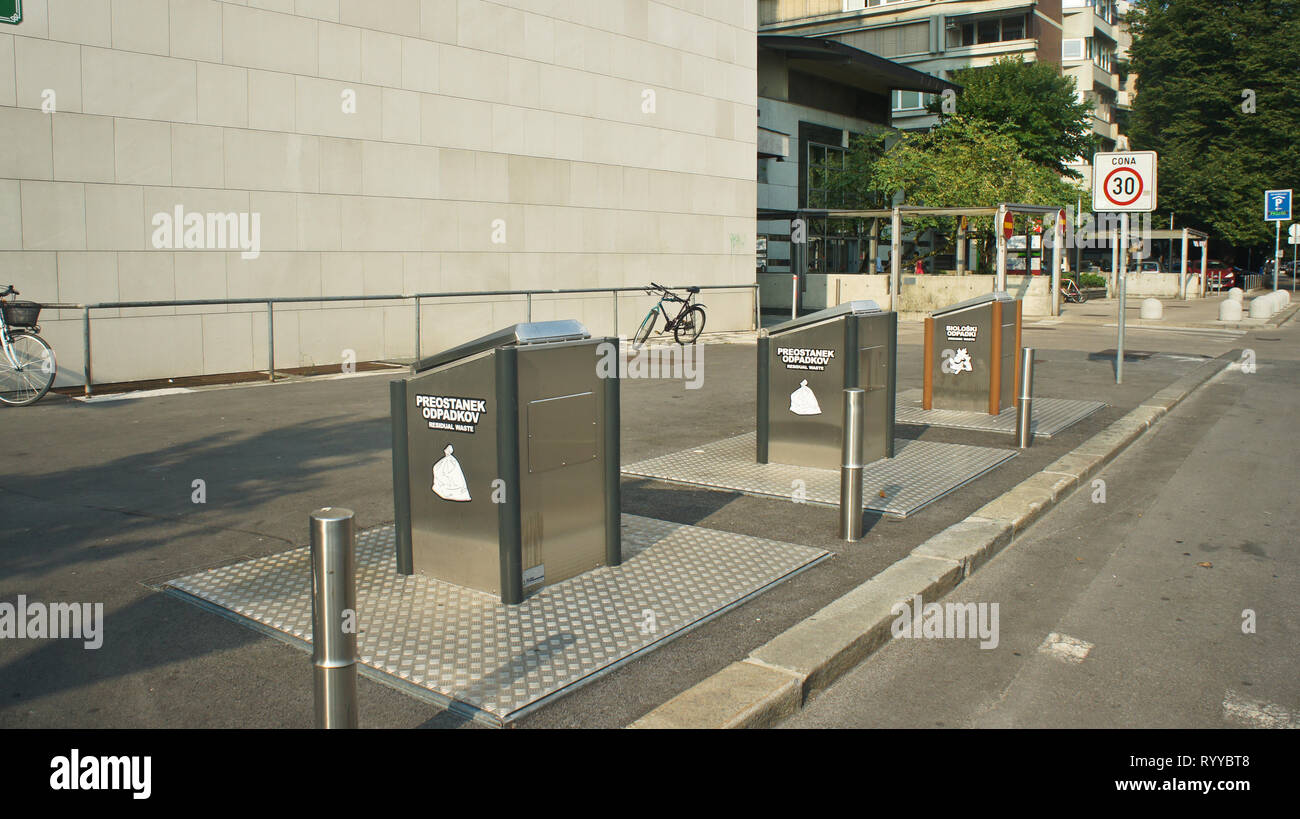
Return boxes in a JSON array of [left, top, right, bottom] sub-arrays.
[[1086, 223, 1212, 299], [786, 204, 1069, 315], [1147, 228, 1211, 298]]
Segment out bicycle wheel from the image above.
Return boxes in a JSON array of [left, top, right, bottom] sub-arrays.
[[633, 310, 656, 349], [0, 332, 56, 407], [673, 305, 706, 345]]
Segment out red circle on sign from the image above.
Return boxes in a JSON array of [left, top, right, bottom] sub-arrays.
[[1103, 167, 1143, 207]]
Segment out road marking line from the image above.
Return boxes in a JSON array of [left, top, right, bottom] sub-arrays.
[[1038, 632, 1093, 664], [1100, 323, 1246, 337], [1222, 689, 1299, 729]]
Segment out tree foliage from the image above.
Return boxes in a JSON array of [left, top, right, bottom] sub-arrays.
[[1128, 0, 1300, 252], [930, 56, 1097, 178], [826, 117, 1086, 265]]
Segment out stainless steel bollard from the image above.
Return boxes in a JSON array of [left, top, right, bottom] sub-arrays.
[[1016, 348, 1035, 449], [311, 507, 358, 729], [839, 388, 866, 541]]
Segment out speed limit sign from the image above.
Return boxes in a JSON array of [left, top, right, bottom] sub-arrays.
[[1092, 151, 1158, 212]]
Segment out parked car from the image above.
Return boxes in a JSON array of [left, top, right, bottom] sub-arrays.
[[1191, 259, 1237, 291], [1135, 261, 1162, 274]]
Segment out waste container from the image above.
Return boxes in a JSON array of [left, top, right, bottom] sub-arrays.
[[389, 320, 620, 604], [923, 292, 1022, 415], [757, 300, 897, 470]]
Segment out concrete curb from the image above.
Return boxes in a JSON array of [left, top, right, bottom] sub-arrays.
[[629, 352, 1235, 729]]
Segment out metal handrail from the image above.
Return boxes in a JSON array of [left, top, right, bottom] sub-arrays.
[[60, 284, 759, 397]]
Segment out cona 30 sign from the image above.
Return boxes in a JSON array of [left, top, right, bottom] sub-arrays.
[[1092, 151, 1158, 213]]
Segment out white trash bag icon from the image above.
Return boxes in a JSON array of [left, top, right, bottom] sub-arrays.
[[789, 379, 822, 416], [432, 444, 471, 502]]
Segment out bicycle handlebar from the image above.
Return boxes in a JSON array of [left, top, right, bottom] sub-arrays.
[[647, 282, 687, 301], [0, 285, 16, 297]]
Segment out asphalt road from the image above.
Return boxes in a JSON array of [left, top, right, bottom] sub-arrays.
[[0, 309, 1262, 728], [785, 316, 1298, 729]]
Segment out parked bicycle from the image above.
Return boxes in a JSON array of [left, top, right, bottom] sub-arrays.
[[1060, 277, 1088, 304], [632, 282, 707, 349], [0, 285, 57, 406]]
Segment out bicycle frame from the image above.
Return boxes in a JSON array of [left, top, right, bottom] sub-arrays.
[[0, 313, 24, 372], [652, 289, 695, 330]]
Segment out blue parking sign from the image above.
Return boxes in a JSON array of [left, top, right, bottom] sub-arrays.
[[1265, 189, 1292, 221]]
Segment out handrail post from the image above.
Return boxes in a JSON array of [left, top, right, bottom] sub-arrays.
[[413, 295, 421, 368], [526, 292, 533, 322], [611, 289, 618, 337], [82, 306, 92, 398], [311, 507, 358, 729], [81, 306, 93, 400], [266, 301, 275, 382]]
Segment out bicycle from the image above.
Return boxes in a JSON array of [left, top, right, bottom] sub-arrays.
[[632, 282, 707, 349], [1060, 277, 1088, 304], [0, 285, 57, 406]]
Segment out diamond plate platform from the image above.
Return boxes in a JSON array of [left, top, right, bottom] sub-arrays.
[[621, 433, 1016, 518], [895, 389, 1105, 438], [164, 515, 826, 725]]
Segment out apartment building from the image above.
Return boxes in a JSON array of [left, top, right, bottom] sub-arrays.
[[760, 1, 1066, 132], [760, 1, 1126, 184], [1, 1, 757, 387], [1061, 0, 1122, 186]]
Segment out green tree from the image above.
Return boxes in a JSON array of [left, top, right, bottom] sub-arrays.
[[1128, 0, 1300, 252], [827, 117, 1087, 268], [930, 56, 1097, 178]]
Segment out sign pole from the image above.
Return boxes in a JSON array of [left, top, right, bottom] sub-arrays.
[[1275, 220, 1281, 292], [1117, 213, 1127, 385]]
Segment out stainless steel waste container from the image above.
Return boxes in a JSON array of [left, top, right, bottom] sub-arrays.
[[923, 292, 1022, 415], [757, 300, 897, 470], [390, 320, 620, 604]]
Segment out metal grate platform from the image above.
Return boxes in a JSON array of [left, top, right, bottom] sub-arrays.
[[894, 389, 1105, 438], [164, 515, 826, 725], [621, 433, 1016, 518]]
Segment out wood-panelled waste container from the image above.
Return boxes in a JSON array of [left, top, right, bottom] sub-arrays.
[[923, 293, 1023, 415]]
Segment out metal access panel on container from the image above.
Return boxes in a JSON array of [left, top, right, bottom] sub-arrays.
[[389, 320, 621, 604], [924, 293, 1022, 415], [757, 300, 897, 470]]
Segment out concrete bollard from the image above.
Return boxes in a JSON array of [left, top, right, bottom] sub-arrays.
[[1219, 299, 1243, 321], [1248, 296, 1274, 319], [311, 507, 359, 729], [1278, 290, 1291, 306], [1227, 287, 1244, 303], [1139, 298, 1163, 320], [839, 388, 866, 542]]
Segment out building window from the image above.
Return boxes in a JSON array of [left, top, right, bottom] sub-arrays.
[[891, 90, 929, 112], [946, 14, 1031, 48], [806, 141, 847, 209], [1063, 38, 1085, 60], [1086, 37, 1113, 71], [977, 18, 1001, 44]]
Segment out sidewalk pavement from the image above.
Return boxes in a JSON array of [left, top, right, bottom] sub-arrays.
[[1045, 292, 1298, 331]]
